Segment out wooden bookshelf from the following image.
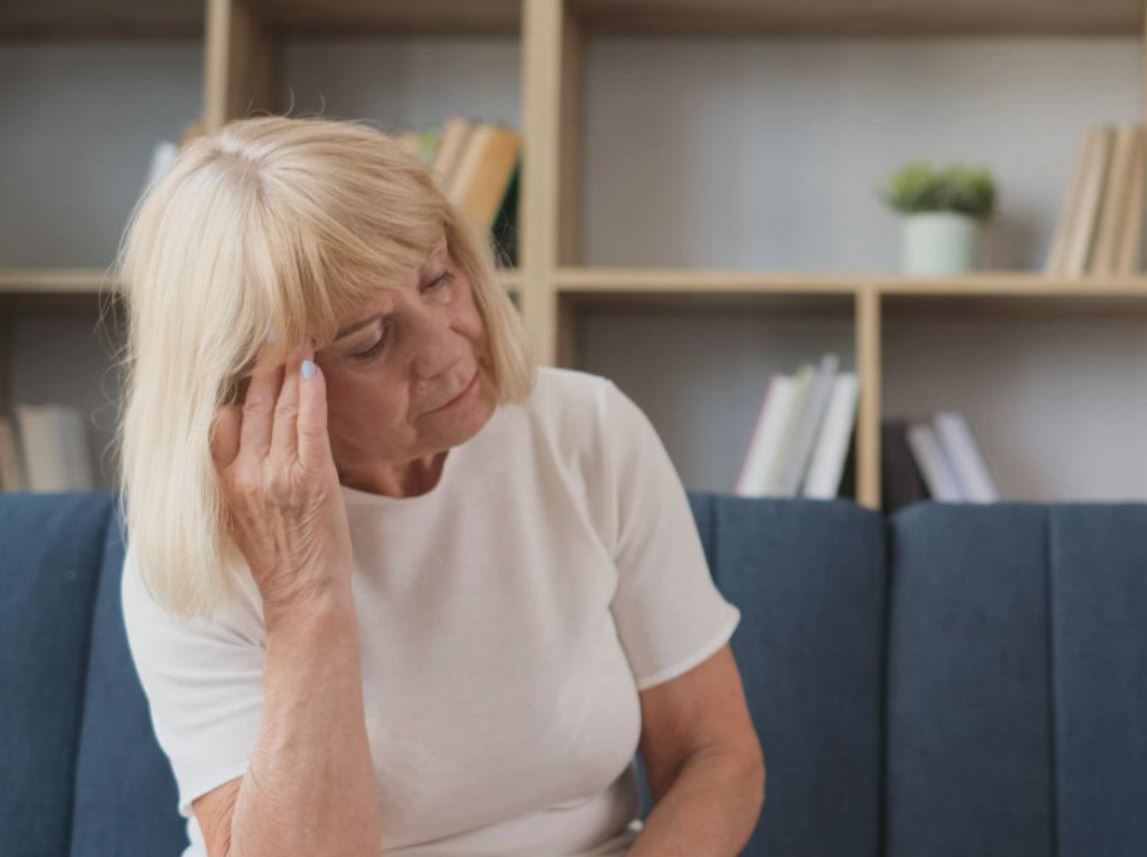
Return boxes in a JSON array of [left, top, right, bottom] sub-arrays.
[[572, 0, 1146, 36], [0, 268, 520, 304], [6, 0, 1143, 39], [5, 0, 1147, 506]]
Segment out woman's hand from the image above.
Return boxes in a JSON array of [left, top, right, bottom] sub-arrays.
[[210, 339, 354, 619]]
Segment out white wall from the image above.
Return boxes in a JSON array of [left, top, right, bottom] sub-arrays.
[[0, 41, 204, 268], [279, 36, 520, 128], [3, 35, 1143, 499], [583, 37, 1142, 271]]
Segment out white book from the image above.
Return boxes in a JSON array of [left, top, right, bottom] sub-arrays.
[[802, 372, 860, 499], [906, 422, 964, 502], [763, 364, 816, 496], [431, 116, 474, 196], [146, 140, 179, 190], [15, 403, 95, 492], [735, 374, 796, 497], [774, 354, 840, 498], [0, 416, 26, 491], [933, 412, 999, 502]]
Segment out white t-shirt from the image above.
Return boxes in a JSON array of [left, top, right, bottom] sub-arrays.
[[121, 365, 742, 857]]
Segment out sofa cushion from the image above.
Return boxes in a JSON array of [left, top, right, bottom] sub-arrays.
[[703, 495, 887, 857], [69, 497, 185, 857], [1049, 505, 1147, 857], [0, 492, 111, 857], [887, 503, 1054, 857]]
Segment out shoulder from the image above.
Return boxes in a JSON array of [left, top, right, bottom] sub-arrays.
[[527, 365, 615, 418], [519, 366, 631, 449], [504, 366, 625, 480], [120, 541, 265, 651]]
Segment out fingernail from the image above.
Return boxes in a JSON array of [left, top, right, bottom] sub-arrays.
[[301, 359, 316, 380]]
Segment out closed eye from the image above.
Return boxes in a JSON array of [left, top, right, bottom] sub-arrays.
[[351, 270, 455, 362]]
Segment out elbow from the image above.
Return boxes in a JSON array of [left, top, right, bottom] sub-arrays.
[[747, 741, 767, 809]]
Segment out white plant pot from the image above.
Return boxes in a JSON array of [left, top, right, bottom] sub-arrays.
[[901, 212, 980, 275]]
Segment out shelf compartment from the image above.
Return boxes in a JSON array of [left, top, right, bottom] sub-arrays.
[[570, 0, 1144, 36], [1, 0, 205, 39]]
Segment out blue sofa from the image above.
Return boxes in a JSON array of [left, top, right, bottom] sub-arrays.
[[3, 491, 1146, 857]]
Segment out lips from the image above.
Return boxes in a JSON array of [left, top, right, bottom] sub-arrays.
[[430, 370, 477, 413]]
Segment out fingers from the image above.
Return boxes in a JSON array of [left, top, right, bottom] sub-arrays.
[[295, 344, 332, 473], [269, 342, 309, 464], [215, 336, 328, 477], [238, 340, 285, 462]]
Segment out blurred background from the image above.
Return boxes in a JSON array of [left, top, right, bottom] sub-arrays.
[[3, 0, 1146, 513]]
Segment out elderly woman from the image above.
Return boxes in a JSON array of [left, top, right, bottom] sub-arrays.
[[116, 115, 764, 857]]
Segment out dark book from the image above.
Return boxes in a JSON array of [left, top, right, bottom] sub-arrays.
[[491, 156, 519, 269], [882, 419, 930, 514], [837, 426, 858, 501]]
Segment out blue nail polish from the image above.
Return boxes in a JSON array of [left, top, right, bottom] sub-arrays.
[[301, 359, 316, 380]]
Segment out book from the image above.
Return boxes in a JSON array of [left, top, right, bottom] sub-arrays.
[[1115, 125, 1147, 275], [0, 416, 26, 492], [734, 374, 796, 497], [432, 116, 475, 196], [15, 403, 95, 492], [906, 422, 963, 502], [764, 363, 816, 496], [1046, 129, 1096, 276], [774, 353, 839, 498], [1064, 124, 1115, 278], [1090, 124, 1138, 276], [491, 155, 520, 268], [881, 419, 929, 513], [933, 411, 999, 502], [802, 371, 860, 499], [450, 123, 522, 230]]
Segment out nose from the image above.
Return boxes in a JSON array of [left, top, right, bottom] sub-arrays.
[[409, 305, 467, 382]]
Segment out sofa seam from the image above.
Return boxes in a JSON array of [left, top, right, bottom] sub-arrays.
[[1045, 506, 1061, 857], [64, 493, 117, 857]]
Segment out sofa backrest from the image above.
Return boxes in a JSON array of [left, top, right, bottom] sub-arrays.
[[0, 492, 185, 857], [5, 491, 1147, 857], [651, 494, 889, 857], [886, 503, 1147, 857]]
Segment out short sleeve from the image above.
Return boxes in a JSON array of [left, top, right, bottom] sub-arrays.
[[120, 545, 266, 819], [599, 379, 742, 691]]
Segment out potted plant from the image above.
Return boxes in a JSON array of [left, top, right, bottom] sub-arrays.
[[880, 162, 997, 275]]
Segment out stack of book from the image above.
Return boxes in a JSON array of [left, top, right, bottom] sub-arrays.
[[0, 405, 95, 492], [388, 116, 521, 268], [882, 413, 999, 513], [1045, 123, 1147, 278], [734, 353, 860, 499]]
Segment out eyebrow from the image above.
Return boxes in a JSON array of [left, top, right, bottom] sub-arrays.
[[333, 241, 449, 341], [335, 313, 383, 342]]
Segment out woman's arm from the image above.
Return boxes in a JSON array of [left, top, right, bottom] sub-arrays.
[[194, 586, 380, 857]]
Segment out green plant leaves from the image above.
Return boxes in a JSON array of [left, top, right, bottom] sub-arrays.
[[879, 162, 997, 220]]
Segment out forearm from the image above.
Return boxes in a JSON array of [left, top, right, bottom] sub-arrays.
[[231, 588, 381, 857], [628, 747, 765, 857]]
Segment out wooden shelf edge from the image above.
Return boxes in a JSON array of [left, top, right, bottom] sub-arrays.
[[0, 269, 120, 294], [556, 267, 858, 293], [555, 267, 1147, 298]]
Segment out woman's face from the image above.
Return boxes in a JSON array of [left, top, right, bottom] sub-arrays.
[[312, 232, 496, 496]]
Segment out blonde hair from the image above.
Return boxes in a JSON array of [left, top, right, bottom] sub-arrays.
[[110, 114, 535, 621]]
